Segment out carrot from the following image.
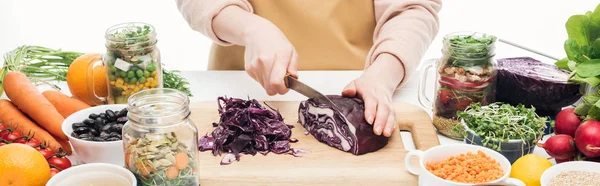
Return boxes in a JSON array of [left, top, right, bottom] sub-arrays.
[[0, 99, 63, 152], [3, 72, 67, 140], [56, 137, 73, 155], [425, 150, 503, 184], [42, 90, 91, 118]]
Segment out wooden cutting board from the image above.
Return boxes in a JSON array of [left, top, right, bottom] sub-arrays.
[[191, 101, 440, 186]]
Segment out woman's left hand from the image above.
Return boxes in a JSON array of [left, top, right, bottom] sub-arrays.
[[342, 53, 405, 137]]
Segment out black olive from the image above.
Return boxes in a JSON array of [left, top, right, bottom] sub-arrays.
[[71, 132, 79, 138], [107, 137, 121, 141], [94, 118, 104, 130], [83, 118, 95, 126], [71, 123, 87, 130], [89, 113, 99, 120], [106, 110, 117, 121], [80, 137, 93, 141], [116, 117, 128, 124], [74, 127, 90, 135], [99, 113, 107, 120], [117, 108, 128, 117], [101, 123, 113, 132], [89, 128, 100, 136], [93, 137, 105, 142], [78, 133, 93, 139], [111, 124, 124, 133]]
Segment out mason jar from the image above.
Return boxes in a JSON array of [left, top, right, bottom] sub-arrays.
[[102, 22, 163, 104], [418, 32, 498, 139], [122, 88, 199, 186]]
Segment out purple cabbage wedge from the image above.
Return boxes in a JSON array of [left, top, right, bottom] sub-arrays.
[[298, 95, 389, 155], [199, 96, 308, 165], [496, 57, 582, 117]]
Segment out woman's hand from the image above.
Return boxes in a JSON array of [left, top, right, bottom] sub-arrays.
[[342, 53, 405, 137], [242, 19, 299, 96]]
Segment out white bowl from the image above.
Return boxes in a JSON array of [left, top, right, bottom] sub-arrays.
[[405, 144, 525, 186], [46, 163, 136, 186], [540, 161, 600, 186], [62, 104, 127, 166]]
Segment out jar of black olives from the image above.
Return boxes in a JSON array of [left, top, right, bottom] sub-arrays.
[[122, 88, 199, 186]]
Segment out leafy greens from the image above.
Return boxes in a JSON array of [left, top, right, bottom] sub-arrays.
[[556, 4, 600, 87]]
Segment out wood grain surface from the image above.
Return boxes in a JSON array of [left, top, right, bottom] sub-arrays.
[[191, 101, 440, 186]]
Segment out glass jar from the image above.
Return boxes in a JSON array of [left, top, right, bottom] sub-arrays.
[[102, 22, 163, 104], [122, 88, 199, 186], [418, 32, 498, 139]]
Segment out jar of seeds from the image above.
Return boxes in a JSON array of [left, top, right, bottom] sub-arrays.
[[122, 88, 199, 186]]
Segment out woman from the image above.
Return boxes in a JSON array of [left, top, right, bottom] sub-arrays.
[[176, 0, 442, 137]]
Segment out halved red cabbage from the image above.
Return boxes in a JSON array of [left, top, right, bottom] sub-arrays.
[[496, 57, 582, 116], [298, 95, 389, 155], [198, 97, 308, 165]]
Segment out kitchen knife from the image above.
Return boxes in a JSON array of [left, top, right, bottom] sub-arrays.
[[284, 74, 343, 113]]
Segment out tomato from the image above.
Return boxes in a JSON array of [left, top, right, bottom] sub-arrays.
[[0, 142, 5, 147], [14, 137, 40, 147], [50, 168, 61, 177], [48, 156, 72, 170], [38, 147, 55, 159], [0, 124, 6, 131], [1, 130, 22, 142], [438, 89, 453, 104], [454, 98, 474, 111]]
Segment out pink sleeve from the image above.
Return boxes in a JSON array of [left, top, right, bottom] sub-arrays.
[[175, 0, 254, 46], [368, 0, 442, 87]]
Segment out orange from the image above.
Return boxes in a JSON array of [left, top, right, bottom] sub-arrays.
[[66, 53, 108, 106], [0, 143, 51, 186]]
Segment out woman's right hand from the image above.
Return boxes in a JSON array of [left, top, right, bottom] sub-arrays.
[[242, 19, 299, 96]]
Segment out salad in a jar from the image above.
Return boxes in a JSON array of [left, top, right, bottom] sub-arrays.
[[433, 33, 497, 138], [104, 23, 162, 104]]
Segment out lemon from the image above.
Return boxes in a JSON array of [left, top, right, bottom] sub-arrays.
[[509, 154, 552, 186]]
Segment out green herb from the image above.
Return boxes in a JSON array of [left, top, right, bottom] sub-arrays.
[[162, 67, 192, 97], [1, 45, 84, 95], [444, 33, 497, 67], [454, 102, 547, 151], [555, 4, 600, 87]]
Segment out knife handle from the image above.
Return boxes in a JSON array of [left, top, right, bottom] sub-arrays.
[[284, 73, 297, 88]]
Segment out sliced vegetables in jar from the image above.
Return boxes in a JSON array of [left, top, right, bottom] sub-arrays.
[[432, 32, 498, 139], [104, 23, 163, 104]]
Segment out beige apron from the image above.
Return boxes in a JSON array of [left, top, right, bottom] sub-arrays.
[[208, 0, 376, 70]]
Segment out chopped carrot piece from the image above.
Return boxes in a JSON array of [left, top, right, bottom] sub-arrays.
[[425, 150, 503, 184]]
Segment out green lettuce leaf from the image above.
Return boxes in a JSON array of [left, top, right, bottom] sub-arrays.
[[576, 59, 600, 77], [566, 15, 591, 46]]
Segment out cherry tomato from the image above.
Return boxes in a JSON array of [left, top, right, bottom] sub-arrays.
[[48, 156, 72, 170], [0, 142, 5, 147], [50, 168, 61, 177], [38, 147, 55, 159], [454, 98, 474, 111], [14, 137, 40, 147], [0, 124, 6, 131], [1, 130, 22, 142], [438, 89, 453, 105]]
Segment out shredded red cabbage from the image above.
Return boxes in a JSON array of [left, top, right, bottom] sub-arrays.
[[199, 96, 309, 165]]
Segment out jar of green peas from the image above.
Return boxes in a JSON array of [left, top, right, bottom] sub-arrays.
[[102, 22, 163, 104]]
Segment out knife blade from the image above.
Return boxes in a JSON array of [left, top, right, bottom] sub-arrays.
[[284, 74, 343, 112]]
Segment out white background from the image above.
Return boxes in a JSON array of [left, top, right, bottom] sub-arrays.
[[1, 0, 600, 69]]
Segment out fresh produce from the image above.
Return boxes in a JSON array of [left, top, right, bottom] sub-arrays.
[[433, 33, 497, 139], [574, 120, 600, 158], [42, 90, 91, 118], [455, 102, 547, 151], [555, 108, 582, 137], [47, 151, 72, 171], [537, 134, 577, 160], [0, 45, 84, 96], [509, 154, 552, 186], [163, 69, 192, 97], [495, 57, 582, 117], [199, 96, 307, 165], [425, 150, 503, 184], [125, 133, 197, 186], [0, 143, 51, 186], [555, 4, 600, 87], [71, 108, 128, 142], [298, 95, 389, 155], [3, 72, 67, 140], [66, 53, 108, 106], [0, 99, 62, 152], [549, 171, 600, 186]]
